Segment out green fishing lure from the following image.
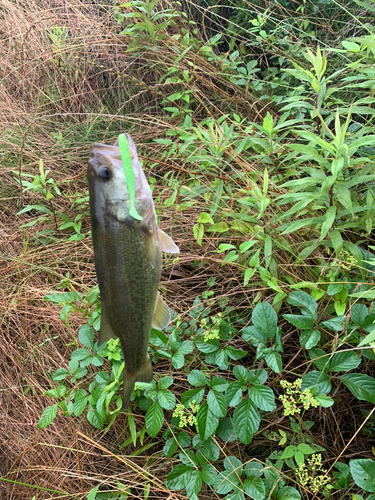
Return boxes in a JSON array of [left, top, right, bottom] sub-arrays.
[[118, 133, 143, 221]]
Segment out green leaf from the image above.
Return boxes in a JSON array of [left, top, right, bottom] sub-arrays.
[[245, 462, 264, 478], [350, 459, 375, 492], [202, 463, 219, 485], [202, 437, 220, 462], [315, 394, 334, 407], [320, 315, 346, 331], [233, 397, 260, 444], [87, 485, 100, 500], [172, 350, 185, 369], [73, 394, 88, 417], [158, 389, 176, 410], [301, 371, 332, 394], [294, 451, 305, 467], [300, 329, 320, 349], [283, 314, 315, 329], [181, 388, 205, 406], [309, 348, 331, 372], [186, 470, 203, 497], [351, 304, 369, 327], [252, 302, 278, 340], [287, 291, 318, 318], [145, 400, 164, 437], [87, 406, 104, 430], [198, 212, 214, 224], [265, 351, 282, 373], [249, 385, 276, 411], [78, 324, 94, 349], [158, 376, 173, 390], [297, 443, 315, 454], [226, 345, 247, 360], [197, 403, 219, 440], [340, 374, 375, 404], [207, 390, 227, 418], [226, 381, 245, 407], [188, 370, 208, 387], [211, 376, 228, 392], [52, 368, 70, 381], [233, 365, 248, 384], [243, 477, 266, 500], [166, 464, 192, 490], [163, 437, 178, 458], [330, 351, 361, 372], [70, 348, 92, 362], [320, 205, 336, 240], [38, 404, 58, 429], [277, 486, 301, 500]]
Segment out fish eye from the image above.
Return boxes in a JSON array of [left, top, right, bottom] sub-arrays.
[[98, 166, 112, 181]]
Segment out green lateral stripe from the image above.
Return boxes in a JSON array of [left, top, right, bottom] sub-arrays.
[[118, 133, 143, 221]]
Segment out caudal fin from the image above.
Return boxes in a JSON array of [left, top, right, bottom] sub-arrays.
[[122, 356, 153, 410]]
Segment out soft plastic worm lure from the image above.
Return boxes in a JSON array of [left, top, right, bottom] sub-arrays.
[[118, 133, 143, 221]]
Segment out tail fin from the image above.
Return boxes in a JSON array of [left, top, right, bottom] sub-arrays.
[[122, 356, 153, 410]]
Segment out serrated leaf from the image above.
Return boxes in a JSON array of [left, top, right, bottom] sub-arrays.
[[158, 389, 176, 410], [233, 398, 260, 444], [158, 376, 173, 390], [202, 437, 220, 462], [172, 350, 185, 369], [145, 401, 164, 437], [226, 381, 244, 407], [265, 351, 282, 373], [277, 486, 301, 500], [315, 394, 334, 407], [186, 470, 203, 497], [188, 370, 208, 387], [216, 417, 237, 442], [207, 390, 227, 418], [202, 463, 218, 485], [181, 388, 205, 406], [52, 368, 70, 381], [197, 403, 219, 440], [70, 348, 92, 362], [166, 464, 192, 490], [330, 351, 361, 372], [78, 324, 94, 349], [252, 302, 278, 340], [38, 404, 58, 429], [301, 371, 332, 394], [211, 376, 228, 392], [226, 345, 247, 360], [233, 365, 248, 384], [249, 385, 276, 411], [300, 329, 320, 349], [283, 314, 315, 329], [73, 395, 88, 417], [245, 462, 265, 478], [244, 477, 266, 500], [287, 291, 318, 318], [340, 373, 375, 404], [309, 348, 330, 372], [87, 406, 104, 429], [350, 459, 375, 492]]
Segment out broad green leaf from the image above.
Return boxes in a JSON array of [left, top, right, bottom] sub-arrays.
[[158, 389, 176, 410], [330, 228, 343, 254], [166, 464, 192, 490], [320, 316, 346, 331], [283, 314, 315, 330], [197, 403, 219, 440], [145, 401, 164, 437], [249, 385, 276, 411], [244, 477, 266, 500], [340, 373, 375, 404], [172, 350, 185, 369], [297, 443, 315, 454], [70, 348, 92, 362], [211, 376, 228, 392], [287, 290, 318, 318], [351, 304, 369, 326], [281, 445, 296, 459], [350, 459, 375, 492], [226, 381, 245, 407], [202, 463, 219, 485], [245, 462, 265, 478], [216, 417, 237, 442], [186, 470, 203, 497], [233, 398, 260, 444], [233, 365, 248, 384], [294, 451, 305, 467], [252, 302, 278, 340], [163, 437, 178, 457], [158, 376, 173, 390], [300, 329, 320, 349], [73, 393, 88, 417], [52, 368, 70, 381], [202, 437, 220, 462], [330, 351, 361, 372], [87, 485, 100, 500], [181, 388, 205, 406], [358, 329, 375, 348], [87, 406, 104, 430], [315, 394, 334, 407], [226, 345, 247, 360], [188, 370, 208, 387], [320, 203, 336, 240], [78, 324, 94, 349], [38, 404, 58, 429], [309, 348, 331, 372], [301, 371, 332, 394], [277, 486, 301, 500], [265, 351, 282, 373], [207, 390, 227, 418]]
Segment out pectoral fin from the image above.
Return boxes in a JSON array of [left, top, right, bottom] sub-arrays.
[[152, 292, 171, 330], [146, 233, 157, 269], [158, 229, 179, 253], [122, 356, 153, 410], [98, 305, 117, 345]]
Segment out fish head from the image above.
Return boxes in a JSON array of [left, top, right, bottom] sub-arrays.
[[87, 134, 155, 229]]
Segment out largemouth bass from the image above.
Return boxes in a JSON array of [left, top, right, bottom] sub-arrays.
[[87, 134, 179, 409]]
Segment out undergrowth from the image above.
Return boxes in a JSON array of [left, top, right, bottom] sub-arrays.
[[1, 0, 375, 499]]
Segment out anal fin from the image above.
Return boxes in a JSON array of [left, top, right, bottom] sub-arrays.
[[152, 292, 171, 330], [98, 305, 117, 346]]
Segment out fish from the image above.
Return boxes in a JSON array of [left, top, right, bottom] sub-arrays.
[[87, 134, 179, 410]]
